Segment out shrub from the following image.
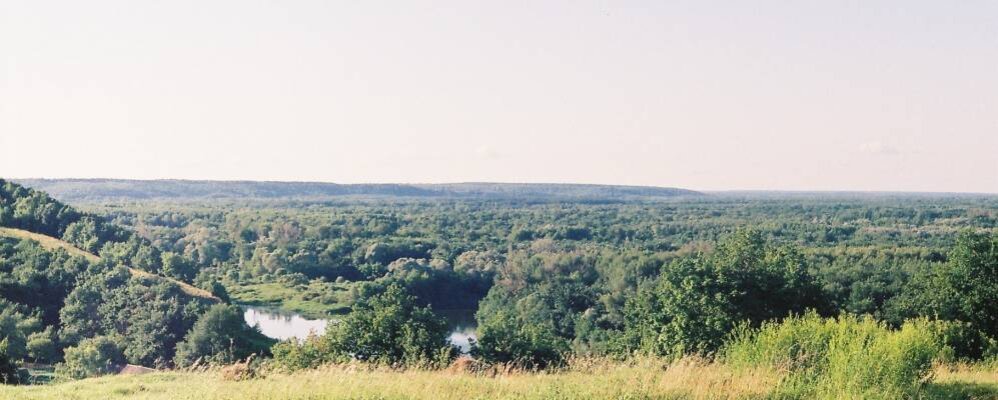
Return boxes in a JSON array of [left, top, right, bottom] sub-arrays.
[[270, 335, 327, 371], [472, 309, 567, 369], [271, 284, 456, 370], [725, 313, 944, 400], [0, 340, 23, 385], [928, 320, 998, 362], [620, 230, 827, 357], [173, 304, 274, 367], [26, 328, 58, 363], [55, 336, 124, 380]]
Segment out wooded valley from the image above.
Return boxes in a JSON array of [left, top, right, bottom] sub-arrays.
[[1, 178, 996, 399]]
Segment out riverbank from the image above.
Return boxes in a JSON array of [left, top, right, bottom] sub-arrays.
[[227, 280, 352, 319], [4, 360, 996, 400]]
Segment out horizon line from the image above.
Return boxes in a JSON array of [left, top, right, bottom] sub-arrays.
[[8, 177, 998, 196]]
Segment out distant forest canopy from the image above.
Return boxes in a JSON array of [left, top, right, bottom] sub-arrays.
[[13, 179, 701, 203]]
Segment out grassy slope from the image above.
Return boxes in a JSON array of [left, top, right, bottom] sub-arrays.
[[2, 361, 995, 400], [0, 227, 217, 301]]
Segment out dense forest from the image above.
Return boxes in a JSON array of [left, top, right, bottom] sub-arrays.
[[1, 178, 996, 398]]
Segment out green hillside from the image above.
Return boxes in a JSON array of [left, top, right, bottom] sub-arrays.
[[0, 227, 215, 300], [0, 179, 267, 383]]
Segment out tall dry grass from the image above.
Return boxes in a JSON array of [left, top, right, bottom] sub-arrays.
[[1, 357, 777, 400], [2, 356, 995, 400]]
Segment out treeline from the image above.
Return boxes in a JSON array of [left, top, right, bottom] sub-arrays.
[[14, 179, 699, 202]]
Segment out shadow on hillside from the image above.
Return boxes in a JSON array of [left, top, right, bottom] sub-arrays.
[[923, 382, 998, 400]]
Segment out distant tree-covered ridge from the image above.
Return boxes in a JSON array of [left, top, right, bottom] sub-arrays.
[[14, 179, 701, 202]]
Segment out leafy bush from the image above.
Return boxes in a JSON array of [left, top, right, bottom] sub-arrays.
[[174, 304, 274, 367], [270, 334, 329, 371], [890, 231, 997, 342], [619, 230, 827, 357], [26, 327, 58, 363], [472, 309, 568, 369], [272, 284, 455, 370], [725, 313, 944, 399], [928, 320, 998, 362], [55, 336, 124, 380], [0, 341, 24, 385]]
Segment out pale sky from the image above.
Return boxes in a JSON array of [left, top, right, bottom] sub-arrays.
[[2, 1, 997, 193]]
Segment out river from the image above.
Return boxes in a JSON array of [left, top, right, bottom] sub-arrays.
[[242, 306, 478, 353]]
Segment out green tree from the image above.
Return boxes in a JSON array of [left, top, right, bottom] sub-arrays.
[[618, 230, 827, 357], [61, 217, 101, 254], [938, 231, 997, 339], [55, 336, 124, 380], [275, 284, 455, 368], [472, 309, 567, 368], [173, 304, 273, 367], [0, 350, 20, 385], [26, 327, 58, 363], [889, 231, 997, 358], [161, 251, 196, 282]]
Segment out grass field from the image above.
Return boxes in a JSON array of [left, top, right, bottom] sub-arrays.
[[2, 359, 995, 400], [0, 227, 217, 301], [227, 281, 352, 318]]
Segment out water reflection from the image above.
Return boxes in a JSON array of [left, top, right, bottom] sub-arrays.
[[438, 309, 477, 353], [241, 306, 478, 353], [242, 307, 328, 341]]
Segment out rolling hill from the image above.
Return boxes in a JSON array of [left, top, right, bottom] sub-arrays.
[[13, 179, 701, 203]]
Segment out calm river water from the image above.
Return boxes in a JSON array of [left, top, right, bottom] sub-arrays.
[[242, 306, 478, 353]]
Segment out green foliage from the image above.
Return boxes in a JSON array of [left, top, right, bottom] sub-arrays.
[[929, 320, 998, 362], [26, 327, 58, 363], [325, 284, 456, 366], [726, 313, 945, 399], [0, 179, 226, 372], [0, 351, 19, 385], [4, 177, 998, 393], [0, 238, 90, 326], [0, 180, 78, 238], [617, 230, 827, 357], [204, 280, 231, 303], [174, 304, 274, 367], [55, 336, 124, 380], [58, 266, 210, 368], [0, 305, 30, 363], [472, 309, 567, 368], [162, 251, 196, 282], [272, 284, 455, 369], [887, 230, 997, 359], [270, 336, 327, 371], [943, 231, 998, 338]]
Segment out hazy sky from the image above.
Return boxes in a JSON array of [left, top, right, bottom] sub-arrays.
[[2, 1, 996, 192]]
